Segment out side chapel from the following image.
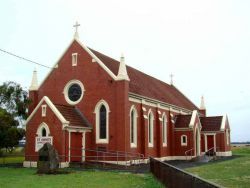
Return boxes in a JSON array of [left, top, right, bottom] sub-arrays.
[[24, 24, 232, 167]]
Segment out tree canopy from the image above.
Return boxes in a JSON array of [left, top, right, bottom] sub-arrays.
[[0, 81, 29, 151]]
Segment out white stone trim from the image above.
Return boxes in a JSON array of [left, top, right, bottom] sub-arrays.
[[63, 80, 85, 105], [36, 122, 50, 136], [68, 130, 71, 162], [203, 133, 216, 152], [82, 132, 86, 162], [162, 113, 167, 147], [23, 161, 69, 168], [72, 53, 78, 66], [129, 105, 138, 148], [38, 38, 119, 90], [157, 156, 196, 161], [94, 99, 110, 144], [129, 93, 192, 114], [220, 115, 227, 130], [189, 110, 198, 128], [181, 135, 187, 146], [148, 109, 154, 147], [26, 96, 69, 125], [41, 105, 47, 117], [75, 38, 118, 80], [216, 151, 232, 157]]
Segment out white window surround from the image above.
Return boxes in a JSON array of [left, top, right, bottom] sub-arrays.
[[42, 105, 47, 117], [94, 99, 110, 144], [63, 80, 85, 105], [72, 53, 78, 66], [148, 109, 154, 148], [36, 122, 50, 137], [130, 105, 138, 148], [181, 135, 187, 146], [162, 113, 167, 147]]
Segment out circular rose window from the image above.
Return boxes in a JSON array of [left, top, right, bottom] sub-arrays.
[[64, 80, 84, 105]]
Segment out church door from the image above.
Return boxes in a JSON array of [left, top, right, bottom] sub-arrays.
[[70, 132, 82, 162], [207, 135, 215, 153]]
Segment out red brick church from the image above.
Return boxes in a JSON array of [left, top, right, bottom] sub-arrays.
[[24, 24, 231, 167]]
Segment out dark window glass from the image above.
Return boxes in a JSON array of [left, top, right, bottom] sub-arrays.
[[131, 110, 134, 143], [183, 136, 186, 143], [99, 105, 107, 139], [42, 128, 46, 137], [149, 114, 152, 143], [68, 84, 82, 102]]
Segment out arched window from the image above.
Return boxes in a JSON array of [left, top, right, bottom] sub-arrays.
[[148, 110, 154, 147], [181, 135, 187, 146], [42, 128, 47, 137], [130, 106, 138, 148], [162, 114, 167, 146], [94, 100, 110, 144], [99, 105, 107, 139], [36, 122, 50, 137]]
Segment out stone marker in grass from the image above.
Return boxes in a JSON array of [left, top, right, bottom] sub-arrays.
[[37, 143, 59, 174]]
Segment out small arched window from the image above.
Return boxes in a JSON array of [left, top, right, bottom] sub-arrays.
[[181, 135, 187, 146], [162, 114, 167, 146], [148, 110, 154, 147], [130, 106, 138, 148], [94, 100, 110, 144], [42, 128, 47, 137]]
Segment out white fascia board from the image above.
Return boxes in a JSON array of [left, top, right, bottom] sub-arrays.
[[38, 38, 118, 90], [75, 38, 118, 81], [220, 115, 227, 131], [38, 39, 75, 89], [189, 110, 198, 128], [26, 96, 69, 125]]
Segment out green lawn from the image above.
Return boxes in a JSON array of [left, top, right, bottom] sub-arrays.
[[0, 147, 24, 164], [186, 147, 250, 188], [0, 168, 163, 188]]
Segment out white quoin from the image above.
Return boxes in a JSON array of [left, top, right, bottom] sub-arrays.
[[29, 69, 38, 91], [200, 96, 206, 110], [117, 53, 130, 81]]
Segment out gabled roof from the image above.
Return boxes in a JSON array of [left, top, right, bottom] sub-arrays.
[[90, 48, 198, 111], [55, 104, 92, 128], [200, 116, 223, 131], [26, 96, 91, 130], [174, 115, 192, 128]]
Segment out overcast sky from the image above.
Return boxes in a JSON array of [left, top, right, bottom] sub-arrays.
[[0, 0, 249, 142]]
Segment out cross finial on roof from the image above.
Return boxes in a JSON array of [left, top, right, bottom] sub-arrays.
[[73, 21, 80, 39], [170, 73, 174, 85]]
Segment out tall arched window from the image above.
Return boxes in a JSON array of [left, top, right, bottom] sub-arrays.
[[148, 110, 154, 147], [162, 114, 167, 146], [94, 100, 110, 144], [130, 106, 138, 148], [99, 105, 107, 139]]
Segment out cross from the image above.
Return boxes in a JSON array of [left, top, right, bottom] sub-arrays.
[[73, 21, 80, 33], [170, 73, 174, 85]]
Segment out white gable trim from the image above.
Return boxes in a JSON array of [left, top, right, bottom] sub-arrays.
[[220, 115, 227, 130], [26, 96, 69, 125], [38, 39, 76, 89], [189, 110, 198, 128], [38, 38, 119, 90], [75, 38, 118, 80]]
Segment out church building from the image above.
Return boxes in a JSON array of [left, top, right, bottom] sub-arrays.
[[24, 24, 232, 167]]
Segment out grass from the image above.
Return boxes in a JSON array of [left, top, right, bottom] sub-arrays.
[[0, 168, 163, 188], [186, 147, 250, 188], [0, 147, 24, 164]]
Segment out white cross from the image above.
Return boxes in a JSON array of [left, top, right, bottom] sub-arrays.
[[73, 21, 80, 33], [170, 73, 174, 85]]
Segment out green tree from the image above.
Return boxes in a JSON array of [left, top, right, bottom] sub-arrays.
[[0, 81, 29, 151]]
